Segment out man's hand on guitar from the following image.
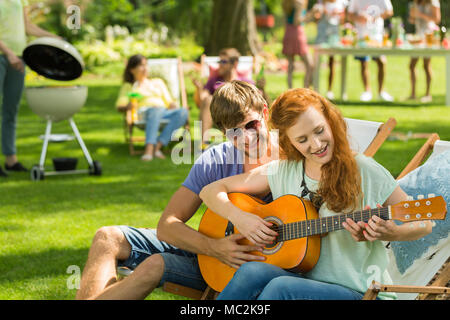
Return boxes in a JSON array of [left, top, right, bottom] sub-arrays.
[[230, 210, 278, 247], [213, 234, 266, 269]]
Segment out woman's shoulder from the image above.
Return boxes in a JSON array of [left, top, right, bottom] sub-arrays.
[[267, 159, 302, 176], [354, 153, 395, 181], [355, 153, 382, 170], [119, 82, 133, 90], [148, 77, 169, 85]]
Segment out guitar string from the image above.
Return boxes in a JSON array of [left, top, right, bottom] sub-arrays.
[[271, 207, 390, 241]]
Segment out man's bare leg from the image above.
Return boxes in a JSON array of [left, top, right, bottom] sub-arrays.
[[76, 226, 132, 299], [94, 254, 165, 300]]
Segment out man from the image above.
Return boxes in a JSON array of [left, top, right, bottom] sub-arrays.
[[193, 48, 261, 148], [347, 0, 394, 102], [0, 1, 60, 177], [76, 81, 278, 300]]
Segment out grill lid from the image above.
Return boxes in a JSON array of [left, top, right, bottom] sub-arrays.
[[23, 37, 84, 81]]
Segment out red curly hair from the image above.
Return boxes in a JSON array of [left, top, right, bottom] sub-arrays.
[[269, 88, 362, 213]]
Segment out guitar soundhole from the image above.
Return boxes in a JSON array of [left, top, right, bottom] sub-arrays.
[[262, 216, 284, 255]]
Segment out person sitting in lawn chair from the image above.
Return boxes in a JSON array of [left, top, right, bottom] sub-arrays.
[[116, 54, 188, 161], [76, 81, 279, 300], [192, 48, 266, 149]]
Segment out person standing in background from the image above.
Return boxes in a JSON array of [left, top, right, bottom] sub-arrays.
[[0, 0, 59, 177], [347, 0, 394, 102], [408, 0, 441, 103], [282, 0, 314, 89], [313, 0, 349, 100]]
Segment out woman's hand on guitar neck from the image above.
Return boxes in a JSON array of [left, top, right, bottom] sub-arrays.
[[229, 210, 278, 247], [211, 234, 266, 269], [343, 204, 400, 242]]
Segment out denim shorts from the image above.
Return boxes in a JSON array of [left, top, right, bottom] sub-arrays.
[[116, 225, 207, 291]]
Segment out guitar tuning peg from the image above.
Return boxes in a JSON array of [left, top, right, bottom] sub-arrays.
[[427, 193, 435, 198], [417, 194, 424, 200], [407, 195, 414, 201]]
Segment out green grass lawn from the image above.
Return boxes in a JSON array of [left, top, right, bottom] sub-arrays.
[[0, 55, 449, 300]]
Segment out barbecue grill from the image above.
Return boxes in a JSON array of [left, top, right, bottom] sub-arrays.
[[22, 37, 101, 180]]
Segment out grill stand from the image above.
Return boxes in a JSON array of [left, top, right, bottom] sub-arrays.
[[31, 118, 101, 181]]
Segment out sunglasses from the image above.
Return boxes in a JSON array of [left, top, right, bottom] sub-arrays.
[[218, 59, 231, 65], [225, 116, 263, 140]]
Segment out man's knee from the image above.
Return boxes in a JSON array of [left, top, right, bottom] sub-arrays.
[[92, 226, 131, 259], [375, 56, 386, 66], [179, 108, 188, 122], [131, 254, 165, 285]]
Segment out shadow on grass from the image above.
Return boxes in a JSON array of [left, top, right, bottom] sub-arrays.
[[0, 247, 89, 283]]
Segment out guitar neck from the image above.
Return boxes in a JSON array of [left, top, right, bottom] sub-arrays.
[[277, 207, 391, 241]]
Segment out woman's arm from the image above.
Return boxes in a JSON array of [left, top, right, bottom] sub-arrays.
[[293, 0, 308, 25], [158, 186, 265, 269], [199, 163, 277, 246], [412, 5, 441, 24]]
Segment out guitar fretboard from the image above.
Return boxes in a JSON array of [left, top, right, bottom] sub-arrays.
[[274, 207, 391, 242]]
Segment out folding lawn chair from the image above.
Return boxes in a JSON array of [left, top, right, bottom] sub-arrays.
[[344, 117, 397, 157], [364, 134, 450, 300], [121, 57, 189, 155]]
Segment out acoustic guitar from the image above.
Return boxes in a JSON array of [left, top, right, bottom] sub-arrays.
[[198, 193, 447, 292]]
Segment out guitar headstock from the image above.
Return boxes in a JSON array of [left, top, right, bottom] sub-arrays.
[[391, 195, 447, 222]]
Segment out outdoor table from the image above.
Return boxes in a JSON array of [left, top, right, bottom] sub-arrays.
[[312, 44, 450, 106]]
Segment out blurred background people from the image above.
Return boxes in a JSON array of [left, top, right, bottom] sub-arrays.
[[347, 0, 394, 102], [116, 54, 188, 161], [282, 0, 314, 89], [0, 0, 59, 177], [408, 0, 441, 103], [313, 0, 349, 100]]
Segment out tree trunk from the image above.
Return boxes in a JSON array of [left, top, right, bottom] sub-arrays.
[[206, 0, 261, 56]]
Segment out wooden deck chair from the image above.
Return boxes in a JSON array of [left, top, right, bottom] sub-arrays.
[[121, 57, 189, 155], [193, 54, 254, 107], [344, 117, 397, 157], [397, 133, 446, 179], [364, 134, 450, 300]]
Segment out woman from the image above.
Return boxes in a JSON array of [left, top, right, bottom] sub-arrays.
[[199, 88, 433, 300], [116, 54, 188, 161], [282, 0, 314, 89], [408, 0, 441, 103], [0, 0, 59, 177]]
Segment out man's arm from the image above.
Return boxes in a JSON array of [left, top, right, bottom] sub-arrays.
[[381, 10, 393, 20], [0, 40, 25, 73], [157, 186, 265, 269], [157, 186, 209, 254], [23, 9, 60, 38]]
